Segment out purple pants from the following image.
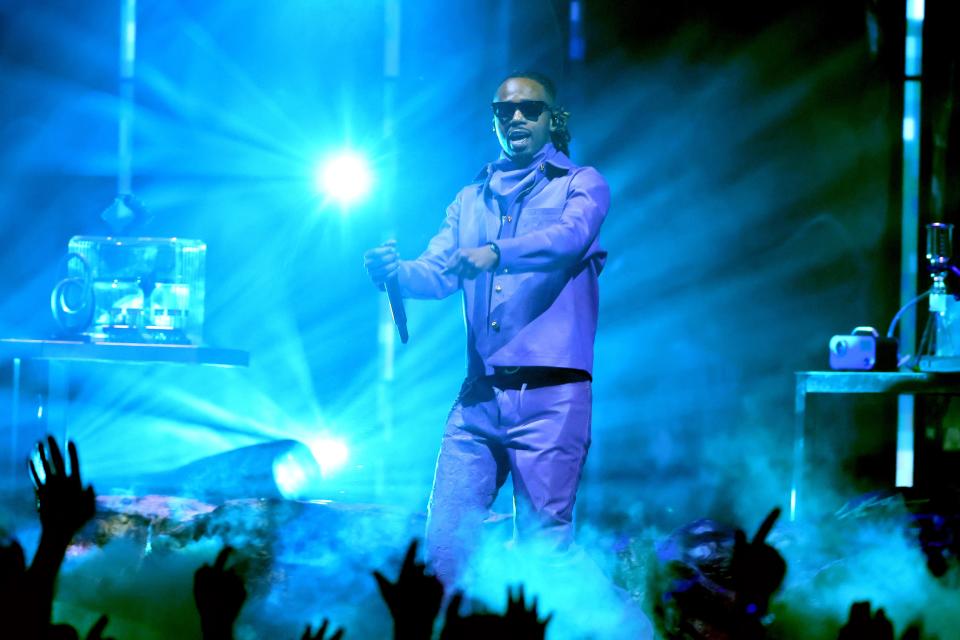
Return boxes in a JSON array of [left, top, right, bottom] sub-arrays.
[[425, 375, 592, 586]]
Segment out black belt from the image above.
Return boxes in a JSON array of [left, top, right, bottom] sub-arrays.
[[487, 366, 591, 390]]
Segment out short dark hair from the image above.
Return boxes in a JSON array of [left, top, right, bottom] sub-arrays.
[[501, 70, 558, 102], [499, 70, 571, 156]]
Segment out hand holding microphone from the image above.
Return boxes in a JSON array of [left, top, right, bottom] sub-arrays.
[[364, 240, 408, 343], [363, 239, 399, 290]]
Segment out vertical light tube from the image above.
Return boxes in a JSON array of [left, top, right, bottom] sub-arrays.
[[897, 0, 924, 488], [377, 0, 402, 499], [568, 0, 585, 61], [380, 0, 401, 379], [118, 0, 136, 195]]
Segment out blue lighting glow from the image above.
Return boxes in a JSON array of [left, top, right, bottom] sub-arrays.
[[308, 435, 350, 478], [271, 443, 326, 500], [273, 451, 312, 499], [2, 2, 945, 635], [902, 116, 916, 141], [314, 151, 373, 206], [907, 0, 925, 21]]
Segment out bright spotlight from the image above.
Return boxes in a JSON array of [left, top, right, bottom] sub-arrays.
[[307, 435, 350, 478], [272, 450, 316, 499], [314, 151, 373, 206]]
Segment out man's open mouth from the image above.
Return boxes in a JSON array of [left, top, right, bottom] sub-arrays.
[[508, 129, 531, 141]]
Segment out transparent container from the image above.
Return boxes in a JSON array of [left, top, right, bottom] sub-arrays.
[[68, 236, 206, 344]]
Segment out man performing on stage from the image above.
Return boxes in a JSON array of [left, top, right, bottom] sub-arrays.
[[364, 71, 610, 586]]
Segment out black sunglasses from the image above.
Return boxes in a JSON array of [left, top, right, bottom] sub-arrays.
[[491, 100, 551, 121]]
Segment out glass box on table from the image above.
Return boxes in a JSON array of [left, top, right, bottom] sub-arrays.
[[67, 236, 206, 344]]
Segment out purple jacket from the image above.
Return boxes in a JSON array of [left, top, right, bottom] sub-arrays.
[[397, 144, 610, 377]]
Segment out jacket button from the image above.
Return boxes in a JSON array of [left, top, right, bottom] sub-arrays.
[[506, 216, 512, 222], [495, 284, 503, 292], [491, 320, 499, 330]]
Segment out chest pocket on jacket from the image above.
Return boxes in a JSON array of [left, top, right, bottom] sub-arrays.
[[516, 207, 562, 234]]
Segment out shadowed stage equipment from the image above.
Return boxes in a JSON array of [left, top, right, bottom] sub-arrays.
[[100, 439, 324, 502], [829, 327, 898, 372], [918, 222, 960, 370]]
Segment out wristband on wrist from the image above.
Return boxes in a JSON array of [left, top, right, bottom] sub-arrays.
[[486, 242, 501, 267]]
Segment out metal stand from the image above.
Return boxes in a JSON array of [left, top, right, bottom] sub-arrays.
[[3, 339, 249, 480], [792, 370, 960, 521]]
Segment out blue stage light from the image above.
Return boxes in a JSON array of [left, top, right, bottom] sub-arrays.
[[307, 435, 350, 478], [314, 151, 373, 206], [273, 450, 315, 499]]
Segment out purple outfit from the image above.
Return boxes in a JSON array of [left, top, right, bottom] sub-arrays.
[[396, 143, 610, 585]]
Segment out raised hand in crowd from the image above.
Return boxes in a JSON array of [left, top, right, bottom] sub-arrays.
[[899, 625, 923, 640], [85, 613, 116, 640], [438, 592, 467, 639], [0, 538, 41, 638], [838, 601, 893, 640], [45, 615, 114, 640], [440, 587, 551, 640], [373, 539, 444, 640], [731, 506, 786, 637], [503, 585, 551, 639], [837, 602, 924, 640], [439, 593, 502, 640], [25, 437, 97, 635], [300, 618, 345, 640], [0, 537, 28, 616], [46, 623, 81, 639], [194, 546, 247, 640], [29, 437, 96, 544]]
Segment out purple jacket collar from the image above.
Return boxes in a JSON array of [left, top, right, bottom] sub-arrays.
[[472, 143, 575, 183]]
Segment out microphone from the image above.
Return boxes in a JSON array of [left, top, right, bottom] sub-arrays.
[[385, 275, 409, 343]]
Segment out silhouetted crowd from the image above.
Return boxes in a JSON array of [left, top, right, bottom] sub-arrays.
[[0, 438, 943, 639]]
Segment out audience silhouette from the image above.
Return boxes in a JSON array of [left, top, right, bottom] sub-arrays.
[[193, 546, 247, 640], [0, 437, 104, 639], [0, 438, 950, 639]]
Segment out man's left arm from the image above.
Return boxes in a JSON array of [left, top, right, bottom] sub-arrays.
[[493, 167, 610, 273]]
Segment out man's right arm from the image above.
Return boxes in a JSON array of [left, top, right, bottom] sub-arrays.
[[394, 194, 462, 300]]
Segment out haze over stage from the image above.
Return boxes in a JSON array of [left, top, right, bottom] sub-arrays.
[[1, 1, 959, 638]]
